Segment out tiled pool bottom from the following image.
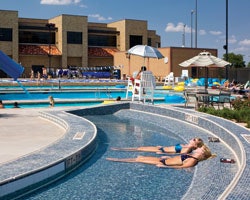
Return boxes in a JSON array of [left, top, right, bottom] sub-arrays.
[[1, 102, 249, 199], [24, 114, 198, 199]]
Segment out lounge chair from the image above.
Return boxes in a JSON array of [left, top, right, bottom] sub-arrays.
[[164, 72, 174, 86]]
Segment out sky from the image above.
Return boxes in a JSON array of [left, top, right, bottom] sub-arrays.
[[1, 0, 250, 63]]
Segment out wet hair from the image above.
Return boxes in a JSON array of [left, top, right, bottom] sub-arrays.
[[116, 96, 121, 101], [14, 102, 19, 108]]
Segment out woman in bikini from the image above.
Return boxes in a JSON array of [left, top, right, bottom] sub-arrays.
[[107, 144, 215, 169], [111, 137, 204, 154]]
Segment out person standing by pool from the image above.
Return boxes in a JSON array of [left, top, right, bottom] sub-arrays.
[[0, 100, 4, 109], [49, 96, 55, 107], [111, 137, 204, 154], [107, 144, 215, 169]]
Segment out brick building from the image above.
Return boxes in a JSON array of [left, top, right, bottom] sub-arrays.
[[1, 9, 221, 80]]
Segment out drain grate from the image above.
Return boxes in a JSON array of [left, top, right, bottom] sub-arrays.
[[241, 134, 250, 144], [73, 132, 85, 140]]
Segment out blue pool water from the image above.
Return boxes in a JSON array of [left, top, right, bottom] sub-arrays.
[[0, 91, 127, 100], [0, 90, 185, 103], [21, 114, 194, 199], [4, 102, 101, 108]]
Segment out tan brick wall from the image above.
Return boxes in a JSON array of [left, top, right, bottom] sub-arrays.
[[171, 47, 218, 78], [19, 55, 61, 77], [108, 19, 148, 51], [114, 47, 219, 81], [51, 15, 88, 68], [0, 10, 19, 61], [88, 58, 114, 68], [0, 11, 163, 78], [108, 20, 126, 51], [148, 30, 161, 47]]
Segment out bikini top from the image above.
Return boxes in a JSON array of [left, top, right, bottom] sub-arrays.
[[181, 154, 199, 162]]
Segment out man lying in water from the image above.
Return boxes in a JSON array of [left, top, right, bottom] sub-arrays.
[[111, 137, 204, 154]]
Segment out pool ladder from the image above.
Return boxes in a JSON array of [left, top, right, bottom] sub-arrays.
[[95, 88, 101, 99], [105, 88, 112, 99], [95, 88, 112, 99]]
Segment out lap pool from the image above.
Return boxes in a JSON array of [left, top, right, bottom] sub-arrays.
[[0, 84, 186, 108]]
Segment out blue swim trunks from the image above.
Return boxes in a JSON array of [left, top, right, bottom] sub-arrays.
[[175, 144, 182, 153]]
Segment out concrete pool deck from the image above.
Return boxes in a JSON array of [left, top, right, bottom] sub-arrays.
[[0, 103, 249, 199], [0, 108, 66, 165]]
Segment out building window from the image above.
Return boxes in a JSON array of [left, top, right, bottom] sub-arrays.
[[19, 31, 55, 44], [88, 35, 116, 47], [67, 32, 82, 44], [129, 35, 143, 48], [0, 28, 12, 41], [148, 38, 152, 46]]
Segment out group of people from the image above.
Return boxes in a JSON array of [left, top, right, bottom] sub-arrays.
[[0, 100, 20, 109], [224, 80, 250, 96], [0, 97, 55, 109], [107, 137, 216, 169]]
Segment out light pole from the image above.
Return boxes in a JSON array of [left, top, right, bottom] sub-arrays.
[[195, 0, 198, 48], [225, 0, 229, 79], [46, 23, 55, 76], [182, 24, 186, 47], [191, 10, 195, 48]]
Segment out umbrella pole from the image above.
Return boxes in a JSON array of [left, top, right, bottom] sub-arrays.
[[147, 58, 149, 70], [205, 67, 209, 90]]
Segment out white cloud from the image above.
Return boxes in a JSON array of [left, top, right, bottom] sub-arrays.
[[40, 0, 81, 5], [88, 14, 112, 21], [79, 4, 87, 8], [228, 35, 237, 44], [165, 22, 186, 32], [199, 29, 206, 35], [239, 39, 250, 46], [233, 46, 249, 52], [209, 31, 222, 36]]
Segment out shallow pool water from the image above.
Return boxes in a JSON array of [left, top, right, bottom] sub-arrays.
[[21, 114, 194, 199]]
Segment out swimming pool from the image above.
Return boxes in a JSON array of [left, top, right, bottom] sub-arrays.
[[22, 112, 196, 199], [1, 103, 242, 199], [3, 101, 102, 108], [0, 86, 185, 107]]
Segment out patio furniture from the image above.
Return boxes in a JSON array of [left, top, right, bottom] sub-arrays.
[[132, 71, 156, 103], [164, 72, 174, 86], [183, 90, 196, 107], [211, 90, 232, 109]]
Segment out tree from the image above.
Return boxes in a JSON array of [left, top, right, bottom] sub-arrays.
[[223, 53, 245, 68]]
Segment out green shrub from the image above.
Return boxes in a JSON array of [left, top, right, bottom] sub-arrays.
[[231, 98, 250, 110], [247, 120, 250, 128], [198, 98, 250, 128]]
